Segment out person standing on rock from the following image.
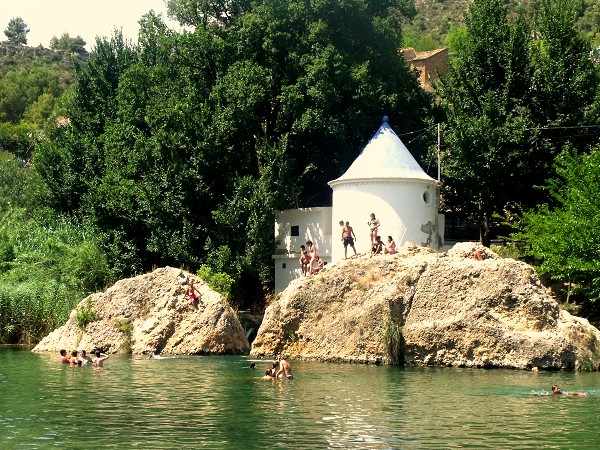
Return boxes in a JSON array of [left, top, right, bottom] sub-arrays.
[[341, 221, 357, 259], [306, 241, 318, 275], [184, 279, 202, 310], [299, 245, 310, 276], [368, 213, 380, 247]]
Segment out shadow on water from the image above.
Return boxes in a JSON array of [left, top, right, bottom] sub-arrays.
[[1, 349, 599, 448]]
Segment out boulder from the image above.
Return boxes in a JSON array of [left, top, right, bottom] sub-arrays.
[[251, 243, 600, 370], [32, 267, 250, 355]]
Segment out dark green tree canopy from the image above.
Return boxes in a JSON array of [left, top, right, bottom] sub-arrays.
[[35, 0, 433, 305], [4, 17, 29, 45], [438, 0, 600, 245]]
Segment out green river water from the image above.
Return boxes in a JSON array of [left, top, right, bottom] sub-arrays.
[[1, 346, 599, 449]]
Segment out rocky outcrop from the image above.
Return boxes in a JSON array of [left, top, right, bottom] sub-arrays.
[[33, 267, 250, 355], [251, 243, 600, 370]]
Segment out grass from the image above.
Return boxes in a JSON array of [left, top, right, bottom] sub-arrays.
[[383, 316, 404, 365]]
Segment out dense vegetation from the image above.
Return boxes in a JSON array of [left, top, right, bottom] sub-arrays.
[[1, 0, 600, 344]]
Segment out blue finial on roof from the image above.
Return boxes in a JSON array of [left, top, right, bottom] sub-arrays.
[[382, 115, 389, 123]]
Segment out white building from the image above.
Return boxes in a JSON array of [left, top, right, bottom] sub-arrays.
[[273, 117, 444, 292]]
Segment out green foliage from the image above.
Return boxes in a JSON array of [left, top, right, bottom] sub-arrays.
[[197, 265, 234, 302], [515, 146, 600, 302], [383, 316, 404, 365], [114, 318, 133, 353], [75, 298, 97, 330], [4, 17, 29, 45], [34, 2, 433, 308], [50, 33, 87, 55], [438, 0, 600, 245], [0, 153, 112, 343]]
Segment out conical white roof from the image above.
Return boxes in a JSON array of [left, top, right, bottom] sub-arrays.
[[329, 117, 434, 185]]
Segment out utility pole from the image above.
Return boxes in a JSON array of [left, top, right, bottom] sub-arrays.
[[437, 123, 441, 182]]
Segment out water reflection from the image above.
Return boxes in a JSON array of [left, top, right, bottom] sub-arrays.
[[1, 349, 599, 448]]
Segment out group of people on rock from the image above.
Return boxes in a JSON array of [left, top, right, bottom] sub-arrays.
[[59, 348, 109, 368], [261, 353, 293, 380], [339, 213, 397, 259], [299, 241, 325, 276], [301, 212, 399, 273]]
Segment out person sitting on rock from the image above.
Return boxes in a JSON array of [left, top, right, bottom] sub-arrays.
[[184, 279, 202, 310], [384, 236, 396, 255], [474, 248, 485, 261], [370, 236, 383, 257]]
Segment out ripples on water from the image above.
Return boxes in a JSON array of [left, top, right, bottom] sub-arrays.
[[1, 347, 599, 448]]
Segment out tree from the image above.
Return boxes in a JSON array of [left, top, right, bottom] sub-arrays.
[[35, 2, 433, 305], [516, 146, 600, 302], [50, 33, 87, 55], [4, 17, 29, 45], [437, 0, 534, 246], [438, 0, 600, 246]]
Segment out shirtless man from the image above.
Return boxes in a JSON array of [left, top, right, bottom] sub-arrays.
[[93, 351, 109, 368], [341, 221, 357, 259], [59, 349, 70, 364], [184, 279, 202, 310], [551, 384, 587, 396], [276, 354, 293, 380]]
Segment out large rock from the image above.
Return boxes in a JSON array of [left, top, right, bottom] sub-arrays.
[[251, 243, 600, 370], [33, 267, 250, 355]]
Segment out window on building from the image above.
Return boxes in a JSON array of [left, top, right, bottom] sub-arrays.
[[282, 263, 286, 269], [291, 225, 299, 236]]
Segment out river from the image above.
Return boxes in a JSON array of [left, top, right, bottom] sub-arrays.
[[1, 346, 598, 448]]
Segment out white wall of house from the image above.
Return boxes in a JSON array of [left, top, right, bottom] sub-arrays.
[[330, 179, 442, 262], [273, 207, 332, 292]]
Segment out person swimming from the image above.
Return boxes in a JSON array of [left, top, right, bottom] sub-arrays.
[[551, 384, 587, 396]]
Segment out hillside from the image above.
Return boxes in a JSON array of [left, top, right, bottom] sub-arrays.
[[406, 0, 600, 51]]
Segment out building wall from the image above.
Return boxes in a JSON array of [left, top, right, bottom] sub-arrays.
[[273, 207, 333, 292], [330, 179, 441, 262], [402, 47, 449, 92]]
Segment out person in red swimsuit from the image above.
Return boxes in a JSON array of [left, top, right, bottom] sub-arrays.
[[184, 279, 202, 310]]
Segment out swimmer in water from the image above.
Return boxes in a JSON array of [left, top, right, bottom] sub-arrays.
[[551, 384, 587, 396]]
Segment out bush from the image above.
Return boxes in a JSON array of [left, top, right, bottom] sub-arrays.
[[197, 264, 234, 301]]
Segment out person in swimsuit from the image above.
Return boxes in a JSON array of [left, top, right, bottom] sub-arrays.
[[299, 245, 310, 276], [384, 236, 396, 254], [371, 235, 383, 257], [551, 385, 587, 396], [306, 241, 318, 275], [79, 350, 92, 366], [59, 349, 70, 364], [184, 279, 202, 310], [69, 350, 80, 366], [93, 351, 109, 368], [341, 221, 357, 259], [368, 213, 380, 246], [276, 354, 293, 380]]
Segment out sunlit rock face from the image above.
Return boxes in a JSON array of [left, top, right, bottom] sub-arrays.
[[252, 243, 600, 371], [33, 267, 250, 355]]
